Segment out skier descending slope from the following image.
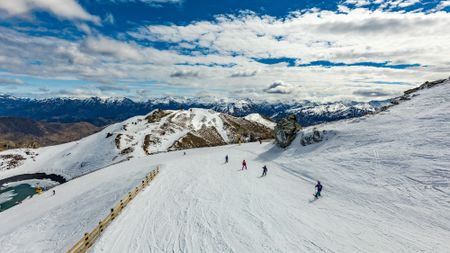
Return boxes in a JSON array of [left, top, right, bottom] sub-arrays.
[[314, 181, 323, 198], [261, 165, 268, 177], [242, 160, 247, 170], [225, 155, 229, 163]]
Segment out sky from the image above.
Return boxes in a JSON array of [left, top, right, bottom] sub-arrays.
[[0, 0, 449, 102]]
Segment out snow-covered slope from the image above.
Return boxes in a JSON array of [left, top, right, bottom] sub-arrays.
[[1, 81, 450, 252], [0, 109, 272, 180], [91, 81, 450, 252], [244, 113, 276, 129]]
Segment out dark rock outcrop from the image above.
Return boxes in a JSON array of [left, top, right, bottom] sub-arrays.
[[404, 78, 448, 95], [300, 128, 325, 146], [275, 114, 301, 148]]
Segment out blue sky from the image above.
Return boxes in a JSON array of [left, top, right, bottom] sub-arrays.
[[0, 0, 449, 102]]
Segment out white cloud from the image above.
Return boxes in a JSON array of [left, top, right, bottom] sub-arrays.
[[0, 0, 100, 23], [81, 36, 142, 61], [344, 0, 371, 7], [230, 69, 259, 78], [264, 80, 295, 94], [435, 1, 450, 11], [170, 69, 200, 78]]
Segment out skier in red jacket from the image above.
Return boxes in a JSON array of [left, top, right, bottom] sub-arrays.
[[242, 160, 247, 170]]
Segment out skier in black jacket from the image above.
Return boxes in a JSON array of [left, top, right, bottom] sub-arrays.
[[315, 181, 323, 198], [262, 165, 268, 176]]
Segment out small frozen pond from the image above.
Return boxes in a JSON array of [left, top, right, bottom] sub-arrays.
[[0, 178, 62, 212]]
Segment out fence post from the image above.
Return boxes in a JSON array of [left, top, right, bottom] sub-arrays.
[[83, 232, 89, 247]]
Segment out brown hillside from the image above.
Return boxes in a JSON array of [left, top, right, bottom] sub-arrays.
[[0, 117, 101, 151]]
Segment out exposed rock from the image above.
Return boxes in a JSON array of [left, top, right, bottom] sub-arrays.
[[143, 134, 161, 155], [120, 147, 134, 155], [300, 128, 325, 146], [219, 114, 274, 142], [275, 114, 301, 148], [169, 126, 226, 151], [0, 154, 26, 170], [404, 78, 448, 95], [114, 134, 122, 149], [145, 109, 171, 123]]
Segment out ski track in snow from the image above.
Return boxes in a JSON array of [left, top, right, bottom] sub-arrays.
[[1, 83, 450, 252]]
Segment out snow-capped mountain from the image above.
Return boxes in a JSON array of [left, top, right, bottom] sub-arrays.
[[0, 109, 272, 179], [0, 94, 389, 127]]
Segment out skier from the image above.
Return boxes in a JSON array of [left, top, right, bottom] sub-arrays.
[[242, 160, 247, 170], [314, 181, 323, 198], [262, 165, 268, 176], [225, 155, 229, 163], [52, 190, 56, 196]]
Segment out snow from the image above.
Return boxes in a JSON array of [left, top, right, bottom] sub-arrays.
[[0, 190, 16, 203], [1, 82, 450, 252], [3, 179, 60, 188], [244, 113, 276, 129]]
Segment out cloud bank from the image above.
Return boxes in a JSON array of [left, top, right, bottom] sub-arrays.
[[0, 4, 449, 102]]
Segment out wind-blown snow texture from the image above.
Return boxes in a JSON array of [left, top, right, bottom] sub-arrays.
[[1, 82, 450, 252]]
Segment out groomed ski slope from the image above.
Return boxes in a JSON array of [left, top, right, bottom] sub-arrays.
[[91, 84, 450, 253]]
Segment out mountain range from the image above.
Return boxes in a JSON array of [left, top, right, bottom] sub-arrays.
[[0, 95, 391, 127]]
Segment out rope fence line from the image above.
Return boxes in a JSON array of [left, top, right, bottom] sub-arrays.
[[67, 167, 160, 253]]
